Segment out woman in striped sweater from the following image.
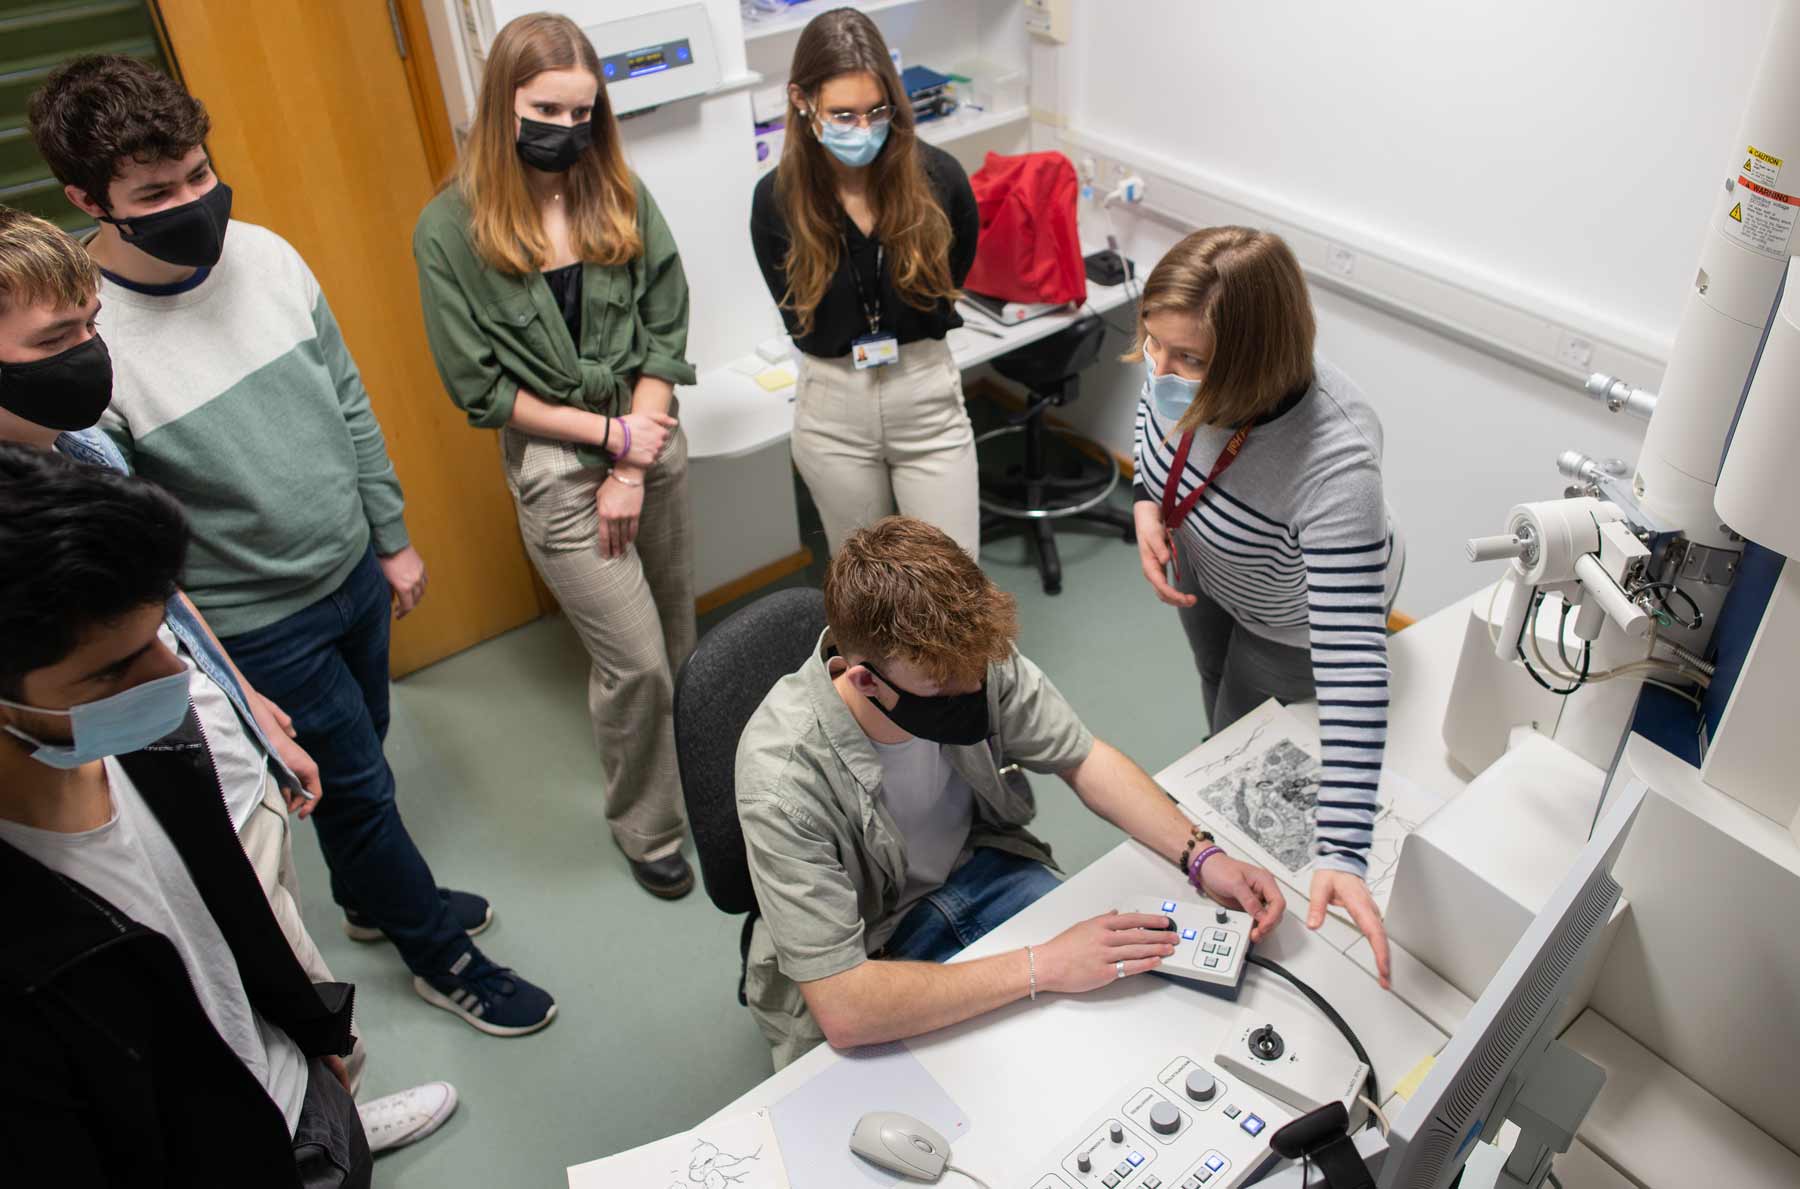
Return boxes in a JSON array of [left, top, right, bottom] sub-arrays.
[[1129, 228, 1403, 986]]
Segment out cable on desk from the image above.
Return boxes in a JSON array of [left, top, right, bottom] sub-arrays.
[[1244, 954, 1378, 1105], [947, 1163, 992, 1189]]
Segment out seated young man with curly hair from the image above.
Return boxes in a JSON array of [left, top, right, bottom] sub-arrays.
[[735, 517, 1289, 1067]]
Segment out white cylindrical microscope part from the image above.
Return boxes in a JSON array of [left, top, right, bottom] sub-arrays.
[[1494, 572, 1536, 661], [1468, 534, 1526, 563], [1584, 374, 1659, 419], [1574, 554, 1653, 639], [1717, 265, 1800, 556], [1508, 497, 1616, 585], [1636, 0, 1800, 549], [1574, 589, 1607, 641]]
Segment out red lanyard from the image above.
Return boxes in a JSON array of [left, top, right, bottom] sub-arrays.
[[1161, 424, 1252, 533]]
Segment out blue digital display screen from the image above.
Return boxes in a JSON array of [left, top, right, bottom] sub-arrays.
[[599, 39, 694, 83]]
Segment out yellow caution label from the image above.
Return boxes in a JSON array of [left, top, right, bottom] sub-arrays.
[[1731, 202, 1744, 222], [1745, 146, 1783, 188]]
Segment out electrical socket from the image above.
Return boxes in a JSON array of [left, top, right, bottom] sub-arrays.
[[1327, 243, 1356, 278], [1078, 155, 1098, 184], [1555, 329, 1595, 369]]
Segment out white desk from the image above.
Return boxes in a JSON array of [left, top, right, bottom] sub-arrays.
[[567, 590, 1476, 1186], [681, 280, 1136, 603]]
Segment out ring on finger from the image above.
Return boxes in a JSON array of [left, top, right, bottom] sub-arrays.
[[1115, 960, 1124, 980]]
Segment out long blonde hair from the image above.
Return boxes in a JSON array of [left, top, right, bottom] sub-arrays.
[[1124, 227, 1316, 432], [457, 12, 640, 275], [777, 8, 955, 335]]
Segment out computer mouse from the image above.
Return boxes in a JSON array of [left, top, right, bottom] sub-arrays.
[[848, 1110, 951, 1181]]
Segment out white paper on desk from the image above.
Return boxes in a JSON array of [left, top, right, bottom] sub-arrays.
[[1161, 699, 1454, 921], [564, 1108, 789, 1189]]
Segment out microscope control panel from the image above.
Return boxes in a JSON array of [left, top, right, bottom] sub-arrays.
[[1029, 1054, 1293, 1189], [1124, 898, 1254, 990]]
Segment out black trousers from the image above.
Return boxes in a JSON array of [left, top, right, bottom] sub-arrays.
[[293, 1059, 372, 1189]]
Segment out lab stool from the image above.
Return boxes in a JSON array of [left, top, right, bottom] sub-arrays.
[[977, 313, 1136, 594]]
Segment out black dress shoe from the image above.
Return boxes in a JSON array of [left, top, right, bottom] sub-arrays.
[[630, 852, 695, 900]]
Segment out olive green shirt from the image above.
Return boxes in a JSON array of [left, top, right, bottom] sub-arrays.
[[412, 177, 696, 468], [735, 632, 1095, 1068]]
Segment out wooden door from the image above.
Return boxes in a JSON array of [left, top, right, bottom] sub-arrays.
[[153, 0, 545, 676]]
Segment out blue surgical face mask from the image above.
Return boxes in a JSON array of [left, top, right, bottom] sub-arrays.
[[817, 118, 889, 168], [1144, 351, 1202, 423], [0, 670, 192, 770]]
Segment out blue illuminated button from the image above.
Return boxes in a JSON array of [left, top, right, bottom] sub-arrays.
[[1161, 900, 1178, 913], [604, 63, 617, 78], [1128, 1152, 1145, 1167], [676, 45, 690, 60], [1206, 1155, 1226, 1172], [1181, 928, 1198, 941], [1241, 1114, 1266, 1136]]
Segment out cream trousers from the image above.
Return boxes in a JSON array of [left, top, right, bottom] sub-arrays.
[[791, 337, 981, 557]]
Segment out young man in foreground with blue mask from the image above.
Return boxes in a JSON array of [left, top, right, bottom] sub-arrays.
[[0, 445, 370, 1186], [736, 516, 1290, 1067]]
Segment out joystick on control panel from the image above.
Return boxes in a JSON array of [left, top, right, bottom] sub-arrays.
[[1126, 896, 1254, 990]]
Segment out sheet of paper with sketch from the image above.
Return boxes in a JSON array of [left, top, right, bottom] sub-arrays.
[[564, 1108, 791, 1189], [1157, 699, 1452, 921]]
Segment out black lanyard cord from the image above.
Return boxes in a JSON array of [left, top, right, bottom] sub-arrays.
[[842, 232, 884, 335]]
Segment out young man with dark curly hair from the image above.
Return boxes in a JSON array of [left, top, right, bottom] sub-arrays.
[[735, 516, 1289, 1067], [27, 55, 554, 1036]]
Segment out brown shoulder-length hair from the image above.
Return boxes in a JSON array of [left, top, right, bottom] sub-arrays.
[[456, 12, 639, 275], [776, 8, 956, 335], [1124, 227, 1316, 432], [824, 517, 1018, 687]]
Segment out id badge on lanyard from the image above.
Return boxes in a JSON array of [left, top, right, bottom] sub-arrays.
[[847, 239, 899, 369], [1161, 423, 1252, 583]]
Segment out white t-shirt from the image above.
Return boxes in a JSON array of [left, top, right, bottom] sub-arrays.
[[0, 758, 309, 1133], [874, 735, 975, 912], [162, 622, 269, 833]]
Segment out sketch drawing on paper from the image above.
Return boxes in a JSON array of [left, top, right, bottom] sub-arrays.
[[1194, 737, 1321, 872], [670, 1138, 766, 1189]]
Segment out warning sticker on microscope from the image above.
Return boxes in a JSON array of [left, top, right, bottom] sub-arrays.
[[1744, 145, 1783, 188], [1721, 174, 1800, 258]]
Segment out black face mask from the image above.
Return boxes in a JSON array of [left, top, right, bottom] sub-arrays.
[[0, 335, 113, 431], [516, 117, 593, 173], [862, 662, 992, 746], [99, 181, 233, 268]]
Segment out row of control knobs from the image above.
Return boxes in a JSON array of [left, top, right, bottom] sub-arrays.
[[1076, 1071, 1222, 1170]]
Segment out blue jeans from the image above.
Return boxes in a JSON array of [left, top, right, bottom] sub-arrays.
[[222, 546, 462, 976], [882, 848, 1062, 962]]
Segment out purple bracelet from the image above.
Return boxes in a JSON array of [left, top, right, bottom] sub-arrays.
[[612, 417, 631, 461], [1187, 845, 1223, 891]]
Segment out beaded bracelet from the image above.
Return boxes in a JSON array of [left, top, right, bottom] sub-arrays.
[[1177, 826, 1216, 874], [1026, 945, 1038, 1001]]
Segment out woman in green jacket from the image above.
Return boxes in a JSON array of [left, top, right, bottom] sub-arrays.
[[413, 12, 697, 899]]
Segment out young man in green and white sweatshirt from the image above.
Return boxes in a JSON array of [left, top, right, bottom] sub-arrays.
[[29, 55, 555, 1036]]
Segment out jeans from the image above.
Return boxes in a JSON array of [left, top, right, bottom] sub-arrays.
[[292, 1059, 372, 1189], [882, 848, 1062, 962], [222, 546, 463, 976]]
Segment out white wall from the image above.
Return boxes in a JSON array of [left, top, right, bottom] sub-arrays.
[[1036, 0, 1786, 616]]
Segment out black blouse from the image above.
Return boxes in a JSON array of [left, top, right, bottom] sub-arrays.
[[749, 141, 981, 359], [541, 262, 583, 343]]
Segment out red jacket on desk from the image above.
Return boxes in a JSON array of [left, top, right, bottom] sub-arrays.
[[963, 150, 1088, 307]]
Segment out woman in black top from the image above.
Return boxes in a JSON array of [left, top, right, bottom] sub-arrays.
[[750, 8, 982, 556]]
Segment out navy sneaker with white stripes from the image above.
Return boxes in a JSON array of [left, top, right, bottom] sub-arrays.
[[343, 887, 493, 943], [412, 947, 556, 1037]]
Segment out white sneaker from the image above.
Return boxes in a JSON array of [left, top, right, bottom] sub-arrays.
[[358, 1081, 459, 1154]]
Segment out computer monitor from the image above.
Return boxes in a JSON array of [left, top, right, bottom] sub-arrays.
[[1376, 776, 1648, 1188]]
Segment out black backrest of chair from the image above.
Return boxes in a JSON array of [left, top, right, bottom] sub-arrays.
[[673, 586, 827, 915], [990, 314, 1108, 395]]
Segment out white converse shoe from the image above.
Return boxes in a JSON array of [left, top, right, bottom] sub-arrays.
[[357, 1081, 459, 1154]]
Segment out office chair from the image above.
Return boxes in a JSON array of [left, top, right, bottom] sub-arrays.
[[977, 314, 1136, 595], [673, 586, 827, 1004]]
